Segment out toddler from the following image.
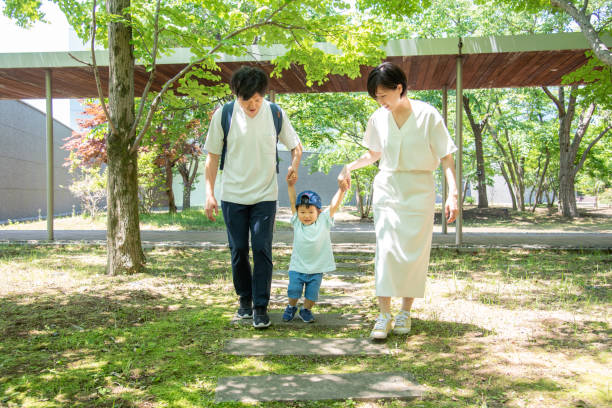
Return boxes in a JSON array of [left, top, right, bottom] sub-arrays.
[[282, 175, 347, 322]]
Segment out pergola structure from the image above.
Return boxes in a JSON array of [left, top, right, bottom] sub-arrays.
[[1, 32, 608, 244]]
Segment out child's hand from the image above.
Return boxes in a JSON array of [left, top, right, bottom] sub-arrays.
[[339, 179, 349, 192], [286, 170, 297, 186]]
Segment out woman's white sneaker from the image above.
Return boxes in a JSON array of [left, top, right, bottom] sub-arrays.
[[370, 313, 393, 339], [393, 310, 411, 334]]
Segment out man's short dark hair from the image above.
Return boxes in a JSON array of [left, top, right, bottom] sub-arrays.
[[366, 62, 408, 99], [230, 66, 269, 100]]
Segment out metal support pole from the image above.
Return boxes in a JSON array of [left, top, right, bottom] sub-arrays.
[[269, 89, 276, 103], [442, 85, 448, 235], [455, 42, 463, 246], [45, 69, 54, 241]]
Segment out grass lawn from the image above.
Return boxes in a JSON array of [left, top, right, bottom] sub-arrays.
[[348, 206, 612, 232], [450, 206, 612, 232], [0, 208, 292, 231], [0, 245, 610, 407]]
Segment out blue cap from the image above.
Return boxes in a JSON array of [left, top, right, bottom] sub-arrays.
[[296, 190, 322, 209]]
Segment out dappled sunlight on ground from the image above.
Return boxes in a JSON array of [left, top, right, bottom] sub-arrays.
[[0, 245, 609, 407]]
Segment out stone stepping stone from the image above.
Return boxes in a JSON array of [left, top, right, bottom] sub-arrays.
[[231, 313, 364, 328], [224, 338, 390, 356], [215, 372, 424, 403], [272, 279, 367, 291], [268, 294, 367, 307]]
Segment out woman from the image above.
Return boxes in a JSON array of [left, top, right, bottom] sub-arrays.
[[338, 62, 459, 339]]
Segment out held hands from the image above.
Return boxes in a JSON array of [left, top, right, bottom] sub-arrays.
[[286, 166, 298, 186], [445, 195, 458, 223], [337, 165, 351, 190], [205, 195, 219, 221]]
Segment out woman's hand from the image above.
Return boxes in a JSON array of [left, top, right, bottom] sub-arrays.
[[445, 195, 458, 223], [337, 165, 351, 190]]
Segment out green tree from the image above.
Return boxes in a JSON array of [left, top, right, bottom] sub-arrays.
[[542, 85, 611, 217], [5, 0, 386, 274], [279, 92, 379, 217], [479, 0, 611, 66], [462, 91, 496, 208]]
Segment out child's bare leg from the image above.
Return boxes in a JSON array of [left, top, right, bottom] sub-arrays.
[[288, 298, 299, 307], [303, 299, 315, 310]]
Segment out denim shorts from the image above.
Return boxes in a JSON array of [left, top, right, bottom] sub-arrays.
[[287, 271, 323, 301]]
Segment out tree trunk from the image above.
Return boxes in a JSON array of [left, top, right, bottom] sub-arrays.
[[178, 158, 199, 210], [106, 0, 145, 275], [178, 163, 191, 210], [499, 161, 517, 210], [559, 155, 578, 217], [542, 86, 585, 219], [353, 172, 366, 218], [463, 95, 489, 208], [531, 149, 550, 212], [165, 160, 177, 213], [517, 157, 525, 211]]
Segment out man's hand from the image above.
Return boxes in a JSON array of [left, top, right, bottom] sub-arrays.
[[287, 166, 298, 184], [445, 195, 458, 223], [337, 165, 351, 190], [205, 195, 219, 221], [286, 169, 297, 186]]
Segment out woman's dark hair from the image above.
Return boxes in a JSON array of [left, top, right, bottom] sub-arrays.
[[230, 66, 269, 100], [366, 62, 407, 99]]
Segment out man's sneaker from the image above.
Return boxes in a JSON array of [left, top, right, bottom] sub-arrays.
[[298, 308, 314, 323], [236, 298, 253, 319], [393, 310, 411, 334], [282, 305, 298, 322], [252, 307, 271, 329], [370, 313, 393, 339], [236, 306, 253, 319]]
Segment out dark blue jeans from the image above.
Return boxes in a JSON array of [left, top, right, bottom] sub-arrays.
[[221, 200, 276, 309]]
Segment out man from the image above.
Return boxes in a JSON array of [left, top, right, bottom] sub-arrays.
[[204, 66, 303, 329]]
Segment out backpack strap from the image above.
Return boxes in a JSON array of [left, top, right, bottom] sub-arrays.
[[220, 100, 282, 173], [269, 102, 283, 174], [219, 101, 235, 171]]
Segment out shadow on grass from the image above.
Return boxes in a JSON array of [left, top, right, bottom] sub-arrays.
[[0, 291, 231, 407], [2, 246, 601, 407], [1, 291, 168, 339], [0, 285, 567, 408], [528, 319, 611, 356]]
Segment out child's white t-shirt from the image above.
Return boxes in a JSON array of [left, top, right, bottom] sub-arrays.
[[289, 208, 336, 274], [204, 100, 300, 205]]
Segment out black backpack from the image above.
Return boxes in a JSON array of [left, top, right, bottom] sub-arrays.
[[220, 100, 283, 173]]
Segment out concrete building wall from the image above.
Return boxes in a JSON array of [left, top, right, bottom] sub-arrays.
[[170, 151, 555, 210], [171, 151, 354, 209], [0, 100, 79, 221]]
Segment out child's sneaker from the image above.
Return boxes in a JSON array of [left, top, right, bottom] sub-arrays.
[[298, 307, 314, 323], [393, 310, 411, 334], [370, 313, 393, 339], [282, 305, 298, 321]]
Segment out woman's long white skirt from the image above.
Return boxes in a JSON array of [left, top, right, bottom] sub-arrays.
[[373, 170, 435, 298]]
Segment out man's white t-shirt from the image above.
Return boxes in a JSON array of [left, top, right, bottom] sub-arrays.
[[204, 100, 300, 205]]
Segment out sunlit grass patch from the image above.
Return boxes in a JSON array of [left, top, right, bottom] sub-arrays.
[[0, 245, 610, 407]]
